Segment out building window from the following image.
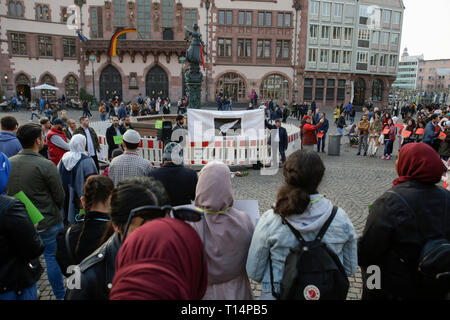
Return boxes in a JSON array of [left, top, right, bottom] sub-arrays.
[[337, 79, 346, 100], [383, 10, 391, 24], [258, 12, 264, 26], [308, 48, 318, 62], [258, 11, 272, 27], [266, 12, 272, 26], [358, 29, 370, 41], [63, 38, 76, 58], [218, 38, 232, 57], [219, 10, 225, 25], [226, 10, 233, 25], [343, 51, 351, 64], [137, 0, 151, 39], [162, 0, 174, 27], [62, 7, 68, 23], [393, 11, 400, 24], [381, 32, 389, 45], [321, 2, 331, 17], [326, 79, 335, 100], [389, 55, 397, 67], [332, 27, 341, 40], [238, 11, 252, 26], [10, 32, 27, 55], [343, 27, 352, 41], [38, 36, 52, 57], [310, 1, 319, 15], [257, 39, 271, 58], [113, 0, 126, 26], [276, 40, 290, 59], [238, 11, 245, 25], [304, 78, 313, 100], [260, 74, 290, 100], [277, 13, 291, 27], [91, 7, 103, 38], [65, 75, 78, 99], [9, 1, 23, 17], [390, 33, 399, 45], [310, 25, 319, 38], [237, 39, 252, 58], [380, 54, 388, 66], [372, 79, 383, 101], [321, 26, 330, 39], [185, 8, 197, 29], [357, 51, 368, 63], [320, 49, 329, 63], [36, 4, 50, 21], [331, 50, 340, 63], [372, 31, 379, 44], [334, 3, 343, 17], [315, 78, 324, 100], [370, 53, 378, 66]]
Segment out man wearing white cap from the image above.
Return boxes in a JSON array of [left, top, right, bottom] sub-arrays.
[[108, 129, 153, 186]]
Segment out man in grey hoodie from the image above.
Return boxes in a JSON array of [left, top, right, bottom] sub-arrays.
[[0, 116, 22, 157]]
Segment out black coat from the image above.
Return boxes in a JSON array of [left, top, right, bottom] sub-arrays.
[[0, 196, 44, 294], [337, 116, 346, 129], [106, 125, 126, 159], [266, 121, 288, 151], [148, 163, 198, 206], [65, 233, 121, 300], [55, 212, 110, 277], [358, 181, 450, 300]]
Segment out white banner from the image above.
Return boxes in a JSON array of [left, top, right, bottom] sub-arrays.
[[187, 109, 265, 142]]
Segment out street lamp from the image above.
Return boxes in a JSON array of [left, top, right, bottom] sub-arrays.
[[89, 55, 96, 101], [180, 56, 186, 99], [205, 0, 210, 104], [293, 1, 301, 104], [31, 76, 36, 101], [77, 0, 86, 90]]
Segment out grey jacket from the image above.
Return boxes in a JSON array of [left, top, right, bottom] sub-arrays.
[[6, 150, 65, 231]]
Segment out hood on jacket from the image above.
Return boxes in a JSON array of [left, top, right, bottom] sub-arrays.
[[0, 152, 10, 194], [0, 131, 17, 142], [285, 194, 333, 233]]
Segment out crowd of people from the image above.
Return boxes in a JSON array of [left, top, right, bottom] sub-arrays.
[[0, 94, 449, 301]]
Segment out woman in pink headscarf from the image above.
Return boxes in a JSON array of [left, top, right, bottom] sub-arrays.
[[189, 161, 255, 300], [109, 218, 207, 300], [358, 143, 449, 300]]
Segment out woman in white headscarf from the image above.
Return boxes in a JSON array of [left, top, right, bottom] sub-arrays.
[[58, 134, 98, 225], [187, 161, 255, 300]]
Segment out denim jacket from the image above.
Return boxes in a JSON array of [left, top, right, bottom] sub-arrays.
[[246, 195, 358, 295]]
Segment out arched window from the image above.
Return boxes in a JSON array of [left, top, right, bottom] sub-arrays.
[[9, 1, 16, 16], [41, 74, 56, 99], [372, 79, 383, 102], [137, 0, 151, 39], [216, 73, 247, 102], [36, 4, 49, 21], [65, 75, 78, 99], [162, 0, 174, 27], [16, 2, 23, 17], [113, 0, 126, 26], [260, 74, 290, 101]]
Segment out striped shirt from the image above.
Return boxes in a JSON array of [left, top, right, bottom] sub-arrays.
[[108, 151, 154, 186]]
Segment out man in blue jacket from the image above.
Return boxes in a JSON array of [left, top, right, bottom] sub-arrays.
[[316, 112, 329, 153], [0, 116, 22, 157], [423, 114, 441, 151]]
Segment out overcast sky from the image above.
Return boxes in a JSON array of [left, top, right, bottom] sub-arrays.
[[400, 0, 450, 60]]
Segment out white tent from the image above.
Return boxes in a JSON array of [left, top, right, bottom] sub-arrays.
[[31, 84, 59, 91]]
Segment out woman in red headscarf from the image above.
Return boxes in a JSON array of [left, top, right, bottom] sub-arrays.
[[109, 218, 207, 300], [358, 143, 449, 300]]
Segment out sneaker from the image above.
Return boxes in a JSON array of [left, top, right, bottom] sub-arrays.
[[381, 155, 386, 160], [356, 152, 360, 156], [386, 155, 391, 160], [363, 152, 367, 156]]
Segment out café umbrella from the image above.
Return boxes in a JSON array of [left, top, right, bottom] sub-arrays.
[[31, 84, 59, 100]]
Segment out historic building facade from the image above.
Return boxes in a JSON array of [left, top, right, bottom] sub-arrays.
[[0, 0, 403, 107]]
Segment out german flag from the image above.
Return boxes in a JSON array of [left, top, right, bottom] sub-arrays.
[[108, 28, 137, 56]]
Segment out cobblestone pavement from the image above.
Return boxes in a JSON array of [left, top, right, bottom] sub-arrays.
[[3, 108, 400, 300]]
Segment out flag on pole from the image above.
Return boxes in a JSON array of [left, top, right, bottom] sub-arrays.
[[76, 30, 88, 42]]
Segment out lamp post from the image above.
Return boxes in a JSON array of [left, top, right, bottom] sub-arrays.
[[293, 1, 301, 103], [180, 56, 186, 99], [31, 76, 36, 101], [89, 55, 96, 101], [77, 0, 86, 90], [205, 0, 210, 104], [2, 74, 8, 100]]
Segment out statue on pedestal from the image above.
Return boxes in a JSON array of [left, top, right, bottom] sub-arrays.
[[184, 24, 205, 109]]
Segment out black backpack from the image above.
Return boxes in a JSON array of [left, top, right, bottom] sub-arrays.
[[269, 206, 349, 300]]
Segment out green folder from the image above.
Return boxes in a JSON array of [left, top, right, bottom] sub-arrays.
[[113, 135, 123, 145], [155, 120, 163, 129], [13, 191, 45, 225]]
